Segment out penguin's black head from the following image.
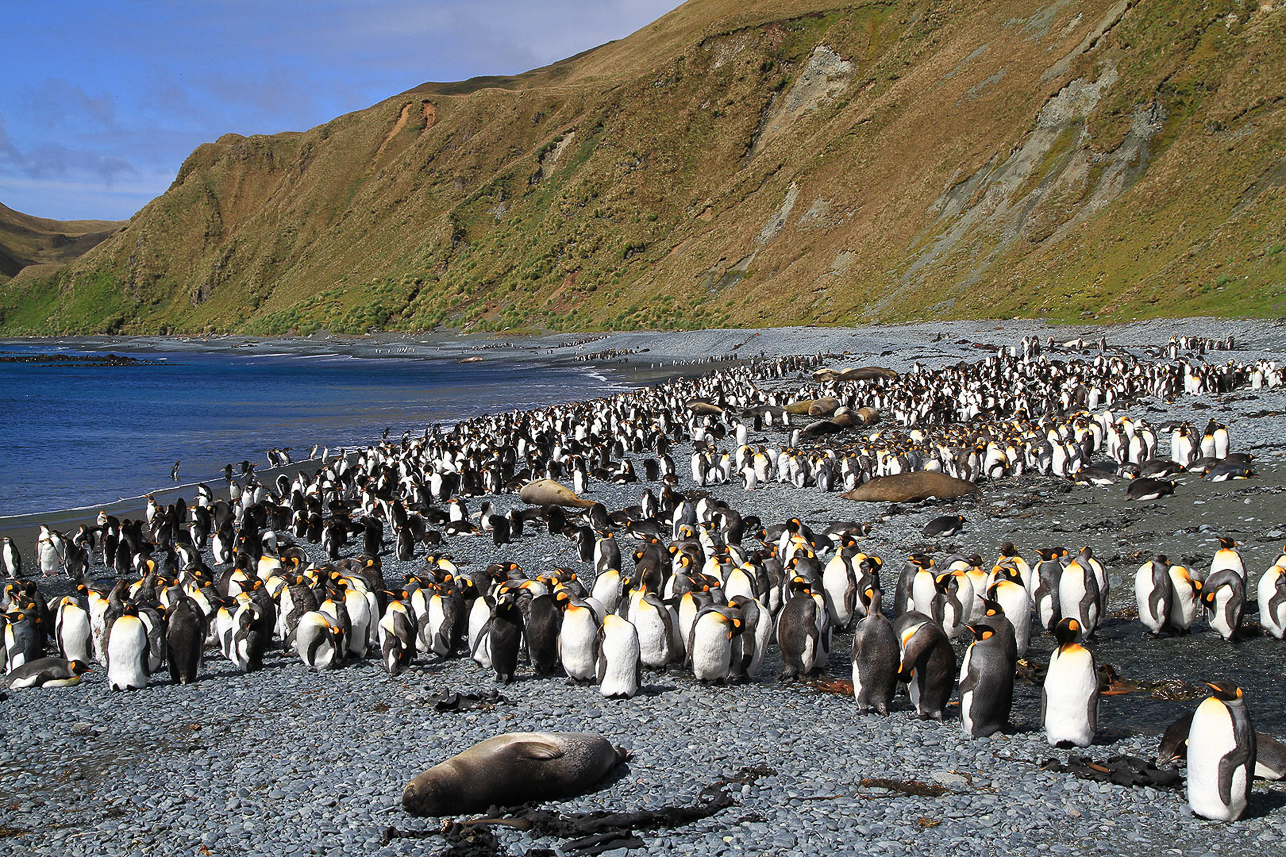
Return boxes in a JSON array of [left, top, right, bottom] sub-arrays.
[[1218, 537, 1237, 550], [1053, 617, 1081, 646], [1205, 681, 1242, 702], [966, 624, 995, 642], [980, 597, 1005, 619], [70, 660, 92, 675]]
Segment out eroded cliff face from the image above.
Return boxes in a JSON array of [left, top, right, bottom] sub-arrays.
[[3, 0, 1283, 335]]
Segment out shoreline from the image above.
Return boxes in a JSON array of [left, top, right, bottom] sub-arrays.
[[2, 316, 1283, 561]]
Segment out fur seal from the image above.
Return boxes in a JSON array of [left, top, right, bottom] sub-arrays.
[[842, 472, 979, 503], [402, 732, 630, 816], [519, 479, 596, 509]]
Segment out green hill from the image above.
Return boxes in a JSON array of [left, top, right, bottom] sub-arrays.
[[2, 0, 1284, 335]]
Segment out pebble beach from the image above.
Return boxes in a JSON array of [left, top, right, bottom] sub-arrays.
[[5, 318, 1286, 857]]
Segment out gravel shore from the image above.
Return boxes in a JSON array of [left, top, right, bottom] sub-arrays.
[[4, 319, 1286, 857]]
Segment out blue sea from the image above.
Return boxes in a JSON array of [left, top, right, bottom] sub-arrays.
[[0, 339, 627, 518]]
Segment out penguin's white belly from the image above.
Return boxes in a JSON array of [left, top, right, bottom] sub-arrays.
[[634, 615, 669, 669], [958, 647, 976, 734], [107, 622, 149, 690], [1170, 589, 1198, 630], [911, 576, 936, 616], [1259, 573, 1286, 639], [690, 624, 731, 681], [59, 611, 93, 663], [822, 567, 852, 627], [598, 630, 640, 698], [1187, 700, 1246, 821], [1135, 574, 1166, 632], [1209, 589, 1237, 639], [1043, 651, 1097, 747], [558, 618, 598, 682]]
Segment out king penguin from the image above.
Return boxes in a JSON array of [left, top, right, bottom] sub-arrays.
[[1135, 555, 1173, 635], [106, 606, 150, 691], [895, 613, 955, 721], [958, 623, 1015, 738], [850, 586, 898, 715], [1041, 617, 1098, 747], [1187, 681, 1256, 821], [1202, 569, 1245, 642], [1257, 560, 1286, 639], [596, 613, 641, 699]]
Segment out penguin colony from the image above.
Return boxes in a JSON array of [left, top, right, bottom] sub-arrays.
[[2, 333, 1282, 824]]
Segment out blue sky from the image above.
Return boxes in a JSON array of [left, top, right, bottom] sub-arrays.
[[0, 1, 684, 222]]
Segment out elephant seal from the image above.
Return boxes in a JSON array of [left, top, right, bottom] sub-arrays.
[[842, 472, 979, 502], [784, 397, 839, 416], [800, 407, 860, 439], [402, 732, 630, 816], [520, 479, 596, 509], [686, 399, 724, 416], [812, 367, 899, 383]]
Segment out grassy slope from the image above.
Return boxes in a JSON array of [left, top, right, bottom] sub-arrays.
[[1, 0, 1283, 335], [0, 202, 123, 280]]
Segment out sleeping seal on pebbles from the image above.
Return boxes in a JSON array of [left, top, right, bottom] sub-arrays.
[[402, 731, 630, 816]]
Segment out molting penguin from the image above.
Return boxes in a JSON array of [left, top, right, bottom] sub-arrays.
[[958, 623, 1015, 738], [1041, 617, 1098, 748], [850, 587, 898, 715], [1187, 681, 1255, 822]]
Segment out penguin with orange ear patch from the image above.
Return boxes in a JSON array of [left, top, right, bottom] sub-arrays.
[[851, 586, 898, 715], [1041, 617, 1098, 747], [687, 605, 741, 683], [958, 622, 1014, 738], [895, 613, 954, 721], [1188, 681, 1255, 821]]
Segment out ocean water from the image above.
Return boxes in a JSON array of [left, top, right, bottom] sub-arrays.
[[0, 340, 626, 518]]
